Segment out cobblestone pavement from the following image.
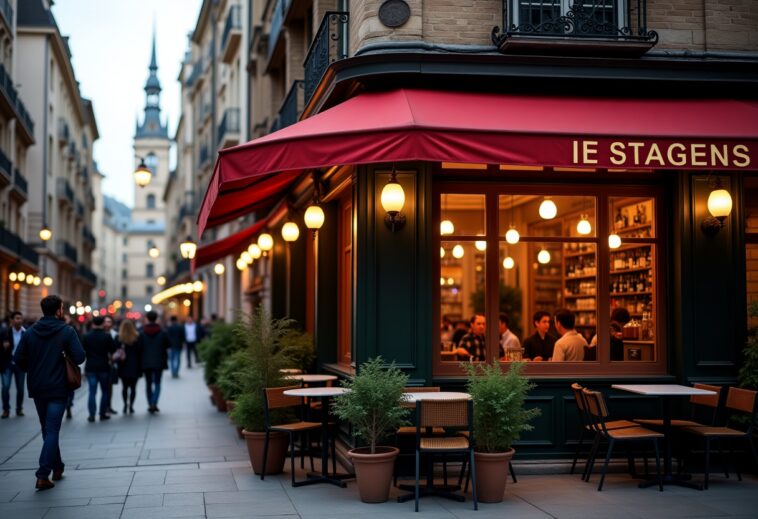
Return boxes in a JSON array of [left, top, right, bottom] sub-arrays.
[[1, 364, 757, 518]]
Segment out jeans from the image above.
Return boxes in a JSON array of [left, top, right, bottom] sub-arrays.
[[33, 398, 66, 479], [169, 347, 182, 377], [86, 371, 110, 417], [144, 369, 163, 407], [186, 342, 198, 368], [1, 364, 26, 412]]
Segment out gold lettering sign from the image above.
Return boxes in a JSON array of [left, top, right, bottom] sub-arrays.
[[571, 141, 752, 168]]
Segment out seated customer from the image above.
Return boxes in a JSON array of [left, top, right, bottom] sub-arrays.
[[551, 309, 586, 362], [589, 307, 631, 361], [522, 311, 556, 361], [498, 313, 521, 358], [451, 314, 486, 362]]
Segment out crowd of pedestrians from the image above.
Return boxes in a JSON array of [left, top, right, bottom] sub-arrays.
[[1, 295, 209, 491]]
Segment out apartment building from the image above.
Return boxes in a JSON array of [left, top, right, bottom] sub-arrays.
[[16, 0, 98, 314], [193, 0, 758, 460]]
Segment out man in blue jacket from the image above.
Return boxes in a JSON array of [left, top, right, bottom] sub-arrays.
[[14, 295, 85, 491]]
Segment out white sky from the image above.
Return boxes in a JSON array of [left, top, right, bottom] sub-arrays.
[[53, 0, 203, 207]]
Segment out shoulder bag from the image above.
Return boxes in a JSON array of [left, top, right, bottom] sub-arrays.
[[62, 349, 82, 390], [112, 346, 126, 363]]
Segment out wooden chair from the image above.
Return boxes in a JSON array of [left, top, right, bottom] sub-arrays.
[[583, 388, 664, 491], [394, 387, 442, 486], [634, 383, 722, 429], [570, 383, 637, 477], [682, 387, 758, 489], [414, 398, 477, 512], [261, 385, 322, 487]]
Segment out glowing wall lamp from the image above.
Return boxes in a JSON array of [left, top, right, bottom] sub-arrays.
[[258, 233, 274, 255], [248, 243, 262, 260], [133, 158, 152, 188], [702, 177, 733, 235], [39, 226, 52, 242], [304, 204, 325, 233], [380, 168, 405, 232], [179, 236, 197, 260], [281, 221, 300, 242]]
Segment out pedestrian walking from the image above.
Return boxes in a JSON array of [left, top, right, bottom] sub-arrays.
[[166, 316, 184, 378], [82, 316, 116, 422], [1, 311, 26, 418], [13, 295, 86, 490], [102, 315, 119, 415], [116, 320, 141, 414], [183, 315, 203, 369], [139, 311, 170, 413]]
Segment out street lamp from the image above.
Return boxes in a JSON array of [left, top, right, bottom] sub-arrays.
[[134, 158, 152, 188], [39, 225, 52, 242], [179, 236, 197, 260], [257, 233, 273, 255], [214, 263, 225, 275], [148, 241, 160, 258]]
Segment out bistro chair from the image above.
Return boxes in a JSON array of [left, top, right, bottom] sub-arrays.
[[682, 387, 758, 489], [634, 383, 722, 429], [413, 398, 477, 512], [570, 383, 637, 477], [261, 385, 322, 487], [394, 387, 443, 487], [582, 388, 664, 491]]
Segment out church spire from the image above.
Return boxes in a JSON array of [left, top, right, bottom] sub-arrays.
[[136, 28, 168, 140]]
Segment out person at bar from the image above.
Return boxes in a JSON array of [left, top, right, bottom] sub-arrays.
[[498, 313, 521, 359], [522, 311, 556, 362], [589, 307, 631, 361], [551, 309, 587, 362], [452, 314, 486, 362]]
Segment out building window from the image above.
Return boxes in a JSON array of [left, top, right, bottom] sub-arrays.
[[121, 286, 127, 299], [147, 194, 156, 209], [435, 180, 662, 376], [513, 0, 626, 34], [146, 286, 154, 296], [122, 269, 127, 279], [146, 263, 154, 277], [122, 253, 127, 262], [145, 153, 158, 173], [123, 237, 128, 246]]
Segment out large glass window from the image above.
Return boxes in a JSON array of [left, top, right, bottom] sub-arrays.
[[435, 183, 663, 375]]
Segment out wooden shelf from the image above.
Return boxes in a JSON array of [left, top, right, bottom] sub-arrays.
[[610, 291, 652, 296], [610, 266, 651, 275], [616, 222, 652, 234], [625, 340, 655, 345], [565, 273, 596, 280], [565, 250, 596, 258], [564, 294, 596, 300]]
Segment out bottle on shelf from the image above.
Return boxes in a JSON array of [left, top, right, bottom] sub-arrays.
[[615, 208, 624, 230]]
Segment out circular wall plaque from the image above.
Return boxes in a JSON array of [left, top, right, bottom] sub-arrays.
[[378, 0, 411, 28]]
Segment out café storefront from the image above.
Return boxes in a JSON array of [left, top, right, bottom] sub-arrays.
[[196, 78, 758, 458]]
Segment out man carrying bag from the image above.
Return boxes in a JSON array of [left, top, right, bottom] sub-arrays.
[[14, 295, 85, 490]]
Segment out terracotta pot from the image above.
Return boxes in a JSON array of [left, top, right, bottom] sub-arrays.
[[348, 446, 399, 503], [208, 385, 217, 406], [242, 429, 288, 475], [211, 386, 227, 412], [226, 400, 236, 412], [474, 448, 515, 503]]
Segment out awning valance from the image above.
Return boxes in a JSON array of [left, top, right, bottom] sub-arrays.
[[198, 89, 758, 234], [192, 217, 269, 271]]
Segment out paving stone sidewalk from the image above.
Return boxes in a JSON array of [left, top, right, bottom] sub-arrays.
[[1, 364, 757, 518]]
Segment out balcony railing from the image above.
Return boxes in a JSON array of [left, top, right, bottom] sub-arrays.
[[13, 167, 27, 195], [82, 226, 96, 247], [77, 264, 97, 285], [76, 200, 85, 219], [492, 0, 658, 49], [185, 58, 203, 87], [0, 226, 38, 266], [58, 117, 70, 144], [222, 5, 242, 57], [56, 239, 78, 264], [303, 11, 349, 105], [0, 147, 10, 177], [217, 107, 241, 147], [56, 178, 74, 205], [179, 201, 196, 222], [277, 80, 304, 131], [0, 63, 34, 137], [268, 0, 291, 59], [199, 145, 210, 166], [0, 0, 13, 28]]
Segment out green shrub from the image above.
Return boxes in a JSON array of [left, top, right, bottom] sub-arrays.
[[738, 301, 758, 390], [275, 328, 315, 373], [332, 356, 410, 454], [463, 361, 540, 453], [198, 322, 241, 385]]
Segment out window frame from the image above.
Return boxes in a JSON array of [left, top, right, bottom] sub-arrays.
[[432, 178, 667, 377]]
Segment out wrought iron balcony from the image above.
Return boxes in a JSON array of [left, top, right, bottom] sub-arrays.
[[0, 0, 13, 28], [0, 147, 10, 179], [0, 226, 38, 266], [222, 4, 242, 63], [304, 11, 349, 106], [179, 201, 196, 222], [82, 226, 96, 247], [12, 167, 27, 198], [0, 63, 34, 138], [77, 264, 97, 286], [199, 145, 211, 167], [268, 0, 292, 59], [185, 59, 203, 87], [56, 239, 78, 264], [56, 178, 74, 205], [277, 80, 304, 130], [58, 117, 70, 145], [76, 200, 85, 220], [217, 107, 241, 148], [492, 0, 657, 55]]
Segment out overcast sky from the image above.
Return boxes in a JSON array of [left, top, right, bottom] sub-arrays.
[[53, 0, 202, 207]]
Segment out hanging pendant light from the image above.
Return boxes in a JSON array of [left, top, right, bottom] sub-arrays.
[[440, 247, 445, 258], [537, 248, 551, 264], [452, 244, 464, 259], [539, 197, 557, 220], [503, 256, 515, 270], [248, 243, 262, 259], [608, 234, 622, 249], [440, 219, 455, 236], [577, 214, 592, 235], [505, 226, 520, 245], [281, 221, 300, 242], [475, 240, 487, 251]]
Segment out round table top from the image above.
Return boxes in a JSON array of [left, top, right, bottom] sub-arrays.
[[403, 391, 471, 402], [284, 374, 338, 383], [279, 369, 303, 374], [284, 387, 349, 398]]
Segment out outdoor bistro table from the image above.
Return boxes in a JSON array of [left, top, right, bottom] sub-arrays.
[[282, 386, 352, 487], [284, 374, 338, 384], [612, 384, 717, 490], [397, 392, 472, 503]]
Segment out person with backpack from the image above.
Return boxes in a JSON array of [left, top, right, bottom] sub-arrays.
[[14, 295, 85, 490], [139, 311, 170, 413]]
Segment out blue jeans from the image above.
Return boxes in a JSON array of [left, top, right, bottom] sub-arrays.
[[33, 398, 66, 479], [86, 371, 110, 417], [169, 347, 182, 377], [144, 369, 163, 407], [2, 364, 25, 412]]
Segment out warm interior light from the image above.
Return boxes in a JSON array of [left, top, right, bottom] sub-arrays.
[[707, 188, 732, 218], [134, 158, 152, 188], [475, 240, 487, 251], [576, 215, 592, 235], [214, 263, 225, 275], [505, 227, 520, 245], [281, 221, 300, 242], [304, 204, 325, 230], [183, 299, 191, 307], [380, 175, 405, 214], [440, 277, 445, 286], [258, 233, 274, 252], [26, 275, 34, 285], [236, 258, 247, 271], [156, 276, 166, 286], [18, 272, 26, 282], [452, 244, 464, 259], [193, 281, 204, 292], [446, 277, 455, 285], [248, 243, 262, 259], [539, 198, 557, 220], [179, 236, 197, 259], [43, 276, 53, 286], [608, 234, 622, 249], [39, 226, 52, 242], [440, 247, 445, 258], [440, 220, 455, 236], [537, 249, 551, 264], [33, 276, 41, 286], [241, 251, 253, 264], [8, 272, 16, 282], [503, 257, 515, 270]]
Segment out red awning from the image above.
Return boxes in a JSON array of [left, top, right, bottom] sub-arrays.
[[192, 217, 269, 271], [198, 89, 758, 234]]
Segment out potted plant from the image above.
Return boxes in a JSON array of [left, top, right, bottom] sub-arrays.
[[463, 361, 540, 503], [198, 321, 241, 411], [333, 356, 410, 503], [228, 306, 297, 475], [216, 349, 252, 438]]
